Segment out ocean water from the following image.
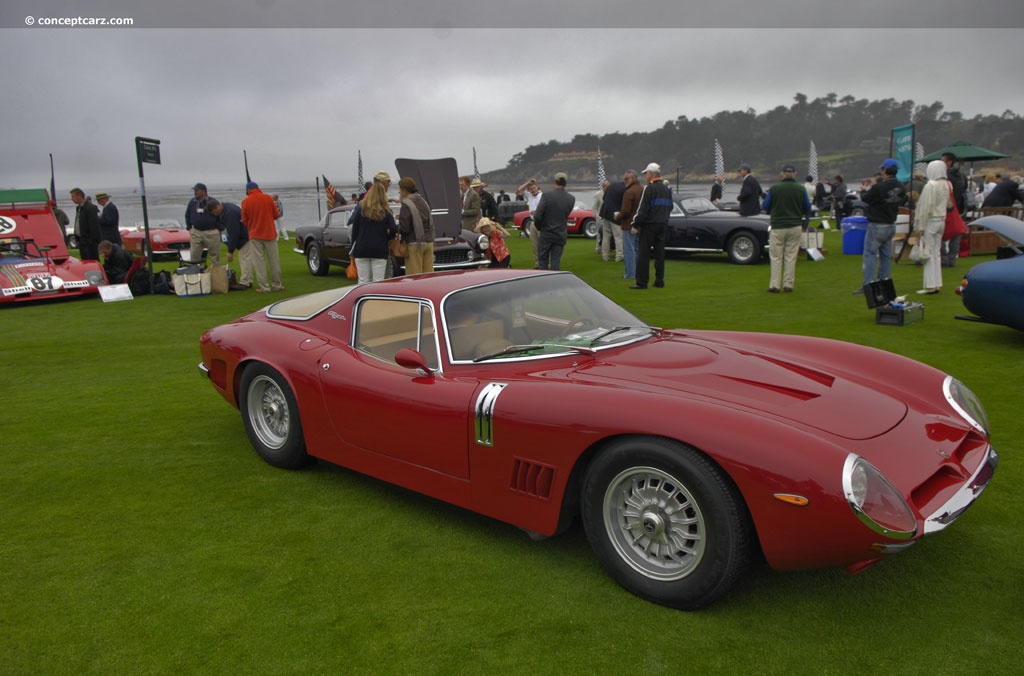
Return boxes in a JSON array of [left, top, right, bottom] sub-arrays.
[[55, 180, 741, 231]]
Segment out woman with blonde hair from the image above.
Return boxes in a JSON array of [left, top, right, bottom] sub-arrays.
[[349, 171, 396, 283], [913, 159, 953, 294]]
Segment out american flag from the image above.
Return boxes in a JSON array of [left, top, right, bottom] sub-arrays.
[[323, 174, 337, 210]]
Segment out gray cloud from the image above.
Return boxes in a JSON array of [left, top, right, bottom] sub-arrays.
[[3, 25, 1023, 192]]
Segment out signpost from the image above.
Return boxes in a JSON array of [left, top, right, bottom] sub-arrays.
[[135, 136, 161, 293]]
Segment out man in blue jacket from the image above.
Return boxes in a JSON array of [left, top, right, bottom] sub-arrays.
[[208, 198, 253, 290]]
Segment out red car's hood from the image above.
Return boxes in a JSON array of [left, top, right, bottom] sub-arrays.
[[571, 335, 906, 440]]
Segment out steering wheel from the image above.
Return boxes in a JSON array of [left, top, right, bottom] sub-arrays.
[[560, 317, 595, 337]]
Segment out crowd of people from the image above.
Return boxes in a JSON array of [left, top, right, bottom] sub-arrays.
[[56, 151, 1022, 299]]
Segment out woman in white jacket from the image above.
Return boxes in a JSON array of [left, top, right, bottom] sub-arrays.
[[913, 160, 953, 294]]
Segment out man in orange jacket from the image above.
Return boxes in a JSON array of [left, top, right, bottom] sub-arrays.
[[241, 181, 283, 293]]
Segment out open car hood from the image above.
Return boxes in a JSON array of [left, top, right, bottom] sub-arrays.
[[394, 157, 463, 239], [572, 336, 907, 440], [971, 214, 1024, 246]]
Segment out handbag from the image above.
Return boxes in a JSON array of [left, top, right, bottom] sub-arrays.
[[389, 234, 408, 259], [346, 258, 358, 280], [209, 265, 229, 294], [943, 182, 968, 241], [908, 240, 929, 263], [173, 270, 212, 296]]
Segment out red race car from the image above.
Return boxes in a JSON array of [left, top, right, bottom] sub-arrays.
[[513, 200, 599, 238], [199, 270, 997, 609], [1, 189, 107, 303]]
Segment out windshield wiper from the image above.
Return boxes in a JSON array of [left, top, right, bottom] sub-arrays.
[[473, 343, 597, 363], [588, 326, 651, 346]]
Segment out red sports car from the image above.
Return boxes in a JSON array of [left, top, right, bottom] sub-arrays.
[[121, 220, 193, 259], [513, 201, 599, 238], [1, 188, 107, 303], [199, 270, 997, 609]]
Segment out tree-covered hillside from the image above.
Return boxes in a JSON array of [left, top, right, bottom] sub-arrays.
[[482, 93, 1023, 186]]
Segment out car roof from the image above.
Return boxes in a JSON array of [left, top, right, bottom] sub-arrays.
[[353, 268, 566, 298]]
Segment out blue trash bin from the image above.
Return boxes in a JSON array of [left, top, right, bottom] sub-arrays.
[[841, 216, 868, 255]]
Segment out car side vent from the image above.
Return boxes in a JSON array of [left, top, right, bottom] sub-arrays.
[[510, 459, 555, 500]]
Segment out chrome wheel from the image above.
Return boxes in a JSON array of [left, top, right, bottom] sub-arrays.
[[602, 466, 706, 580], [727, 231, 760, 265], [246, 374, 290, 450], [581, 437, 753, 609]]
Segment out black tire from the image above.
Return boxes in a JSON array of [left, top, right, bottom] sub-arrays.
[[306, 242, 329, 276], [67, 234, 80, 249], [581, 436, 753, 610], [726, 231, 761, 265], [522, 218, 533, 237], [582, 218, 599, 239], [239, 363, 312, 469]]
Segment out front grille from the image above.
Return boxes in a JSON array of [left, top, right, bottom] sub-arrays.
[[435, 248, 473, 266]]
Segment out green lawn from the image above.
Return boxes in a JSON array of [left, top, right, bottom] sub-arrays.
[[3, 231, 1022, 675]]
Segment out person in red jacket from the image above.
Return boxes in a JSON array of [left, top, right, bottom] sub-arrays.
[[240, 181, 283, 293]]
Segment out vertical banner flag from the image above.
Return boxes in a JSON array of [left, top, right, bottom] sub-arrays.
[[914, 142, 926, 176], [473, 147, 480, 180], [244, 150, 251, 182], [808, 140, 818, 182], [892, 124, 914, 183], [713, 138, 725, 189], [596, 146, 606, 188], [357, 150, 364, 187], [323, 174, 336, 210]]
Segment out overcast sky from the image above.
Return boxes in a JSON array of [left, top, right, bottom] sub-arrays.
[[2, 1, 1023, 191]]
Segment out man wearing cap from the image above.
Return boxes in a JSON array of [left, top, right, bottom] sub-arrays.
[[855, 158, 906, 294], [736, 164, 763, 217], [185, 183, 223, 266], [69, 187, 101, 260], [476, 181, 498, 221], [628, 163, 673, 289], [533, 172, 576, 270], [241, 181, 283, 293], [761, 164, 811, 293], [95, 192, 122, 245], [460, 176, 482, 231]]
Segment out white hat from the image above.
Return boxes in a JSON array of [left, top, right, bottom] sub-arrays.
[[642, 162, 661, 174]]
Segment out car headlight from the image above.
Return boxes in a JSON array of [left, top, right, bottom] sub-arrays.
[[476, 233, 490, 251], [84, 270, 105, 285], [842, 454, 917, 540], [943, 376, 990, 436]]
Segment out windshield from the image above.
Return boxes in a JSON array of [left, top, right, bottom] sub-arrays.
[[678, 196, 718, 214], [443, 273, 652, 362], [0, 238, 43, 260]]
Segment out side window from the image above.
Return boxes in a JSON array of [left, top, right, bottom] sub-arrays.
[[354, 299, 438, 369]]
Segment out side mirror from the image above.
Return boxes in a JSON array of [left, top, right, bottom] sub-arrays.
[[394, 348, 434, 378]]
